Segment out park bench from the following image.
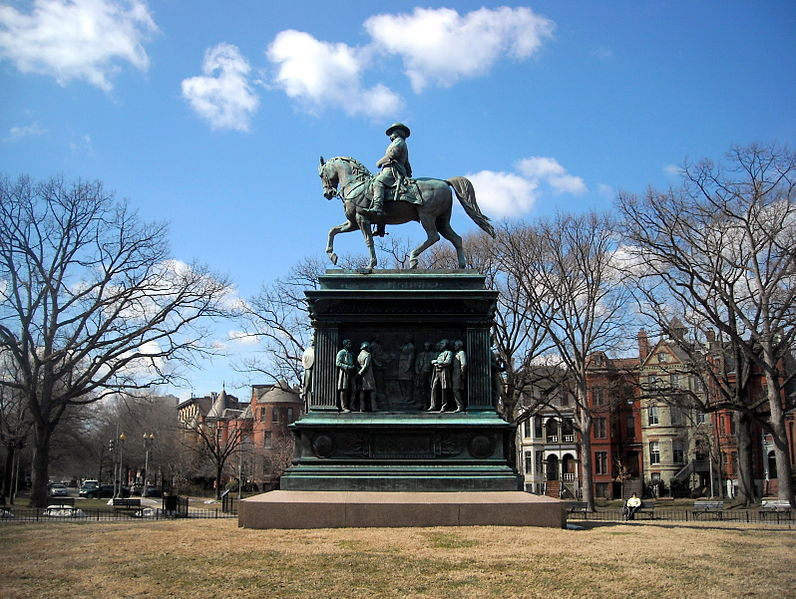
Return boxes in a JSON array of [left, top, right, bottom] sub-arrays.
[[622, 500, 656, 520], [567, 502, 591, 519], [759, 499, 792, 520], [47, 496, 74, 506], [692, 500, 725, 519], [112, 498, 141, 512]]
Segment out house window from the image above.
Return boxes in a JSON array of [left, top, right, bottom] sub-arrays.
[[695, 411, 706, 425], [672, 440, 684, 464], [524, 452, 533, 474], [264, 431, 272, 449], [534, 416, 543, 439], [560, 393, 569, 406], [594, 388, 604, 406], [272, 407, 279, 423], [626, 415, 635, 438], [670, 373, 679, 389], [259, 409, 267, 422], [523, 419, 531, 438], [649, 441, 660, 464], [648, 405, 659, 426], [287, 407, 294, 422], [594, 417, 607, 439], [595, 451, 608, 475], [535, 450, 544, 474], [670, 407, 683, 426]]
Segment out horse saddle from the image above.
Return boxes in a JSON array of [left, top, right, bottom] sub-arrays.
[[370, 177, 423, 206]]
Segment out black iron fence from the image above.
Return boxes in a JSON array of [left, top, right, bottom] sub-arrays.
[[567, 507, 794, 527], [0, 496, 235, 524]]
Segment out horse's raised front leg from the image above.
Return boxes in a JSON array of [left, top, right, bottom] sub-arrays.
[[327, 219, 358, 265], [409, 214, 441, 269]]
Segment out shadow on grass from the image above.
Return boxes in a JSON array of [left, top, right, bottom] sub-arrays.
[[568, 519, 796, 534]]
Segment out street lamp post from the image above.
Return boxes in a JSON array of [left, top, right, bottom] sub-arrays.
[[117, 432, 126, 498], [143, 432, 155, 488]]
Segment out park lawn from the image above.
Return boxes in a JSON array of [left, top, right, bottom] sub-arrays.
[[0, 520, 793, 599]]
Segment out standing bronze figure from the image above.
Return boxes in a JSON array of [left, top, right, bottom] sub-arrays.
[[336, 339, 355, 413]]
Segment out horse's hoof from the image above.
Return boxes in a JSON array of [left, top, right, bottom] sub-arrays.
[[329, 253, 338, 265]]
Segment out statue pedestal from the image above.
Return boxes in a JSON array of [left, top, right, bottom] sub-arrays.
[[240, 270, 562, 527], [238, 491, 565, 529], [281, 412, 519, 491]]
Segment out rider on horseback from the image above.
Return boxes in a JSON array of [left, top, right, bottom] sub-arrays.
[[365, 122, 413, 221]]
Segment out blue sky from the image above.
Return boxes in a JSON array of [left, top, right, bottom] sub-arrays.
[[2, 1, 795, 400]]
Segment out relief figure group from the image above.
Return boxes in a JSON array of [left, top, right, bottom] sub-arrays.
[[332, 336, 466, 413]]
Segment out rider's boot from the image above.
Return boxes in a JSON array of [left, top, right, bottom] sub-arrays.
[[365, 184, 385, 217]]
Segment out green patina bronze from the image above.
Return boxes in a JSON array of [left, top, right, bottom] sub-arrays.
[[281, 270, 522, 492], [319, 144, 495, 269]]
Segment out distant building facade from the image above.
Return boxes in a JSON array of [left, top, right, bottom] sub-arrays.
[[177, 383, 302, 490]]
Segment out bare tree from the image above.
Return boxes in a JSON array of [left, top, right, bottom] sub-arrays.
[[0, 357, 31, 501], [618, 143, 796, 506], [238, 253, 372, 387], [496, 212, 635, 510], [0, 175, 234, 506], [180, 416, 244, 499]]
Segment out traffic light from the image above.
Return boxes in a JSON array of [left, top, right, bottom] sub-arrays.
[[109, 439, 115, 453]]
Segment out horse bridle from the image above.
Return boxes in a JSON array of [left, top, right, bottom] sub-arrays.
[[319, 157, 368, 202], [319, 158, 340, 200]]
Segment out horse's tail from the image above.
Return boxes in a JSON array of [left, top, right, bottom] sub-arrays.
[[447, 176, 496, 238]]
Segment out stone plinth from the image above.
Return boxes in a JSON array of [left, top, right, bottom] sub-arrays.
[[238, 491, 565, 529]]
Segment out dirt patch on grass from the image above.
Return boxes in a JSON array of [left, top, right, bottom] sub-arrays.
[[1, 520, 793, 598]]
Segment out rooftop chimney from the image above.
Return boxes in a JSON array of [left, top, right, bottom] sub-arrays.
[[638, 329, 650, 360]]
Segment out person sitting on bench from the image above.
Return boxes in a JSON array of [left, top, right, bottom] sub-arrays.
[[624, 493, 642, 520]]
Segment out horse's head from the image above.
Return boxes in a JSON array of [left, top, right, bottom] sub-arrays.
[[318, 156, 339, 200]]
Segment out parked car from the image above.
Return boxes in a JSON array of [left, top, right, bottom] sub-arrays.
[[48, 482, 69, 497], [79, 480, 100, 497]]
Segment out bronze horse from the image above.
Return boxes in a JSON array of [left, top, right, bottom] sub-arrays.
[[319, 156, 495, 269]]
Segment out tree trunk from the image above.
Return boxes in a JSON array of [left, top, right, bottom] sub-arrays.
[[1, 445, 14, 500], [765, 385, 796, 507], [216, 462, 223, 500], [579, 409, 595, 511], [29, 426, 52, 508], [734, 411, 757, 506]]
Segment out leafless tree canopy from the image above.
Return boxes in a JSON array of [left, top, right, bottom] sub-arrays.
[[618, 143, 796, 505], [0, 175, 234, 505], [495, 212, 636, 510]]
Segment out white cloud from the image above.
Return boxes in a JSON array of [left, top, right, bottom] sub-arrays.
[[516, 157, 587, 194], [468, 156, 586, 218], [267, 29, 402, 119], [466, 170, 539, 218], [664, 164, 682, 177], [5, 123, 46, 141], [364, 6, 554, 92], [0, 0, 157, 91], [181, 43, 260, 132]]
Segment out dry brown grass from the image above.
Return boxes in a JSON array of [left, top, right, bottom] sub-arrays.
[[1, 520, 794, 598]]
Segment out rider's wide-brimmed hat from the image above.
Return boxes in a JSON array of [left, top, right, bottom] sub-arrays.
[[386, 122, 410, 138]]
